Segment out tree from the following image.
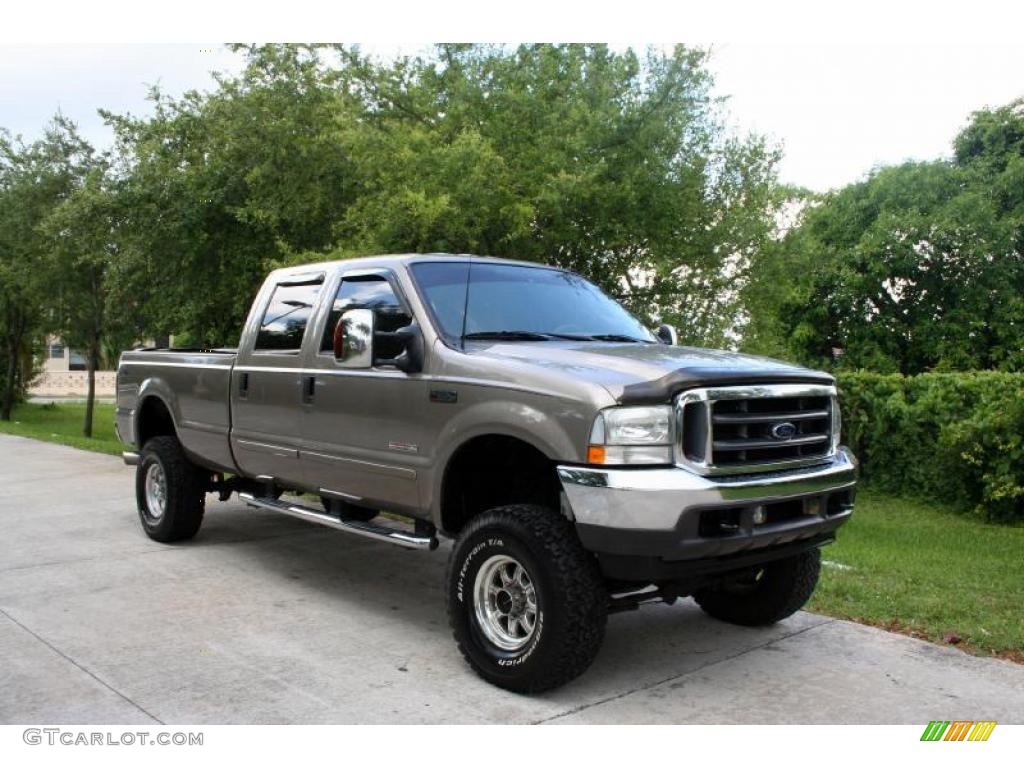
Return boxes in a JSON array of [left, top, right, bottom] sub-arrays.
[[0, 116, 135, 434], [0, 132, 41, 419], [0, 120, 89, 420], [745, 99, 1024, 373], [736, 186, 816, 360], [105, 44, 781, 348], [104, 44, 361, 345], [42, 151, 138, 437], [329, 44, 782, 345]]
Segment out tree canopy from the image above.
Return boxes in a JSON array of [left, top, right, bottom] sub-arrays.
[[744, 99, 1024, 374], [104, 43, 783, 346], [1, 118, 97, 418]]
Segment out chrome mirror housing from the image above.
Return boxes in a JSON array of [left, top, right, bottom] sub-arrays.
[[333, 308, 375, 368]]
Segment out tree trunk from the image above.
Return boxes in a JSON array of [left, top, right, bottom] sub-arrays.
[[1, 336, 17, 421], [2, 307, 25, 421], [83, 340, 98, 438]]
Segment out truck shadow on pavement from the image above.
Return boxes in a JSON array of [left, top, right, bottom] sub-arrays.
[[175, 501, 823, 700]]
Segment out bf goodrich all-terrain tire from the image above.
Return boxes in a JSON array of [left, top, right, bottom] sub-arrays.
[[136, 436, 207, 543], [694, 548, 822, 626], [446, 504, 607, 693]]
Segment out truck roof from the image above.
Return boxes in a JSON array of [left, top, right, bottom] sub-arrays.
[[270, 253, 556, 280]]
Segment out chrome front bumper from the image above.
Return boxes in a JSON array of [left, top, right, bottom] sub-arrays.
[[557, 447, 857, 566]]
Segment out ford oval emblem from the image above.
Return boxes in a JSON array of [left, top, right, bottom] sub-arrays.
[[770, 422, 798, 440]]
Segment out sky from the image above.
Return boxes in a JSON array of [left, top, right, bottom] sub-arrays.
[[1, 35, 1022, 192]]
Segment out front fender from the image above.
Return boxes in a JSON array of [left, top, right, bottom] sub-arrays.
[[425, 395, 588, 524]]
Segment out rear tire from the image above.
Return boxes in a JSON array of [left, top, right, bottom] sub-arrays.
[[694, 548, 821, 626], [136, 436, 207, 542], [446, 504, 607, 693]]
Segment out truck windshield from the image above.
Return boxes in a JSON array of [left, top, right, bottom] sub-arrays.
[[410, 262, 656, 345]]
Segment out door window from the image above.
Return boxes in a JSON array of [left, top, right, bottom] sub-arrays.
[[320, 275, 412, 360], [254, 282, 322, 351]]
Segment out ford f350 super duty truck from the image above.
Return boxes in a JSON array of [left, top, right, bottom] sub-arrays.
[[117, 254, 857, 692]]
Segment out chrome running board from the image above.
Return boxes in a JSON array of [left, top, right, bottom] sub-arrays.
[[238, 492, 437, 550]]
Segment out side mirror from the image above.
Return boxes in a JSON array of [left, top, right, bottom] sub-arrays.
[[333, 309, 425, 374], [333, 308, 375, 368], [655, 324, 678, 346], [374, 319, 425, 374]]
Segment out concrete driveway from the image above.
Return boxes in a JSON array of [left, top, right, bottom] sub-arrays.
[[1, 434, 1022, 724]]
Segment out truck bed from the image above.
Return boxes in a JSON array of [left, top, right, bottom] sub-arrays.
[[116, 348, 239, 473]]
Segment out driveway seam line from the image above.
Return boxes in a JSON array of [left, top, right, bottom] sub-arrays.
[[0, 606, 165, 725], [533, 618, 836, 725]]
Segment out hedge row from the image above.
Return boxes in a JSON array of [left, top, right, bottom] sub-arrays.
[[835, 371, 1024, 523]]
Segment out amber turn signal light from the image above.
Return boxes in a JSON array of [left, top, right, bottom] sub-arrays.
[[587, 445, 606, 464]]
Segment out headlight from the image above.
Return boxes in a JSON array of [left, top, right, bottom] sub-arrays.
[[588, 406, 673, 465]]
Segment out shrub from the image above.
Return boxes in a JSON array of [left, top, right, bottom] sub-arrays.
[[837, 371, 1024, 523]]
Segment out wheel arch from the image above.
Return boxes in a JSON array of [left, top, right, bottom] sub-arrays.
[[134, 389, 179, 449], [436, 431, 564, 537]]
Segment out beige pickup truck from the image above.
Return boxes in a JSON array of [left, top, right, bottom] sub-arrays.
[[117, 254, 857, 692]]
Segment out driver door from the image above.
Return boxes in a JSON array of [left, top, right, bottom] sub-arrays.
[[300, 268, 427, 513]]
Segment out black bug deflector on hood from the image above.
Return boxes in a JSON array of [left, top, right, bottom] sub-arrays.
[[466, 340, 834, 405], [616, 362, 834, 404]]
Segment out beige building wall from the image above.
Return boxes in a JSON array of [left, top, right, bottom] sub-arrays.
[[32, 370, 117, 398], [32, 336, 116, 398]]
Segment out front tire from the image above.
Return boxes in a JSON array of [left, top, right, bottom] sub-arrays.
[[694, 548, 822, 626], [446, 504, 607, 693], [136, 436, 207, 542]]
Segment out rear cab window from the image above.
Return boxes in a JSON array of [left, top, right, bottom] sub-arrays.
[[254, 281, 323, 352]]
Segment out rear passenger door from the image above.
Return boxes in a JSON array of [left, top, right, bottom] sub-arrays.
[[230, 272, 324, 488]]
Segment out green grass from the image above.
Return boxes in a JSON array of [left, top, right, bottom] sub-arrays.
[[0, 407, 1020, 659], [0, 401, 122, 456], [810, 489, 1024, 660]]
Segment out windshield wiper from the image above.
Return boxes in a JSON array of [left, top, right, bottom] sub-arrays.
[[462, 331, 554, 341], [462, 330, 654, 343], [587, 333, 654, 343], [547, 333, 654, 344]]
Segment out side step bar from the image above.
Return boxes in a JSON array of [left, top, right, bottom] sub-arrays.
[[238, 492, 438, 550]]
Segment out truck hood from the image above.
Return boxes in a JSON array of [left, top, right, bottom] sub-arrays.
[[465, 341, 834, 404]]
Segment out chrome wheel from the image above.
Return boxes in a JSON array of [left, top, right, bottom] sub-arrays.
[[473, 554, 538, 651], [144, 461, 167, 520]]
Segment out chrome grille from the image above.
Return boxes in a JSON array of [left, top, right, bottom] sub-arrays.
[[675, 384, 838, 476]]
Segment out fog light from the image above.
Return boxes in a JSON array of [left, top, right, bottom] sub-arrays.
[[805, 497, 823, 516], [752, 507, 766, 525]]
